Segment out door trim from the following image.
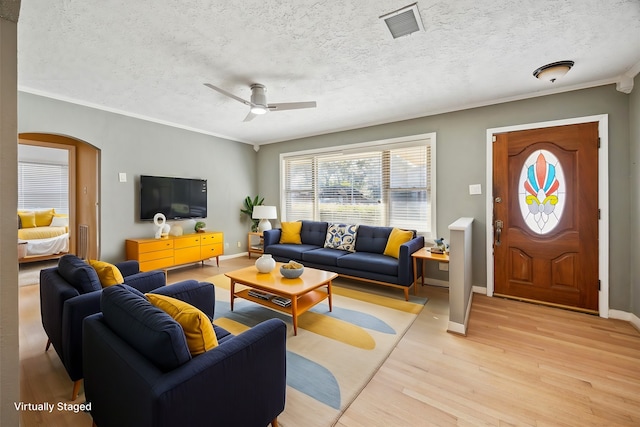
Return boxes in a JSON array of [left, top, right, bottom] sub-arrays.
[[485, 115, 609, 318]]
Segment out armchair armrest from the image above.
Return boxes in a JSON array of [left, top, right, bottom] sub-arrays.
[[123, 270, 166, 293], [115, 260, 140, 277], [263, 229, 282, 250], [398, 236, 425, 286], [61, 291, 102, 381], [151, 280, 216, 319], [40, 267, 80, 356]]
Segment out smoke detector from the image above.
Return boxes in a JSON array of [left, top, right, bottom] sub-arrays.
[[380, 3, 425, 39]]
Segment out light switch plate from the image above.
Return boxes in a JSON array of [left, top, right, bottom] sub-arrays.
[[118, 172, 127, 182], [469, 184, 482, 195]]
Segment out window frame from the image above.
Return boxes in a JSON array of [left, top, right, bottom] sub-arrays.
[[279, 132, 437, 240]]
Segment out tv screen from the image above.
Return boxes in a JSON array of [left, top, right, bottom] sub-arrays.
[[139, 175, 207, 221]]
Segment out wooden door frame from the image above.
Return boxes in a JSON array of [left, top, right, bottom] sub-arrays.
[[485, 115, 609, 318]]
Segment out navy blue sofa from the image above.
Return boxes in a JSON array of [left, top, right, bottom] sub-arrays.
[[83, 283, 287, 427], [264, 221, 424, 300], [39, 254, 166, 400]]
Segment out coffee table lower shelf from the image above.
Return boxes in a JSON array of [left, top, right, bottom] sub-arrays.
[[233, 288, 330, 335]]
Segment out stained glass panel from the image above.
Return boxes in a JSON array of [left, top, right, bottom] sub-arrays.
[[518, 149, 565, 234]]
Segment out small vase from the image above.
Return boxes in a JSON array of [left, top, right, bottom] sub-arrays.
[[255, 254, 276, 273]]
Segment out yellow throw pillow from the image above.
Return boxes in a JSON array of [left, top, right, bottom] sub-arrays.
[[35, 209, 56, 227], [146, 293, 218, 355], [383, 228, 414, 259], [18, 211, 36, 228], [280, 221, 303, 244], [88, 259, 125, 287]]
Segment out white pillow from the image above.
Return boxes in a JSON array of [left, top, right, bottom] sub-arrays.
[[50, 216, 69, 227]]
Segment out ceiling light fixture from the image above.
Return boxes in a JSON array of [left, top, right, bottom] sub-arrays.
[[249, 84, 268, 114], [380, 3, 424, 39], [533, 60, 575, 83], [250, 105, 268, 115]]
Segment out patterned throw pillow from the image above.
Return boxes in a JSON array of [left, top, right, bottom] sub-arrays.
[[324, 223, 358, 252]]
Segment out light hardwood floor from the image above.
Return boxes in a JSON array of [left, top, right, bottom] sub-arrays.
[[19, 256, 640, 426]]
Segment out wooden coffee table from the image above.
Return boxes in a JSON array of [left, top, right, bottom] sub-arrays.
[[225, 263, 337, 335]]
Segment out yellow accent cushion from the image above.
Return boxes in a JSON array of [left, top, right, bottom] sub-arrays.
[[280, 221, 303, 244], [383, 228, 414, 259], [18, 211, 36, 228], [88, 260, 125, 287], [35, 209, 56, 227], [146, 294, 218, 355]]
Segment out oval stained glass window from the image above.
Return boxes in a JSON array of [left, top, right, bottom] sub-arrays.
[[518, 149, 565, 234]]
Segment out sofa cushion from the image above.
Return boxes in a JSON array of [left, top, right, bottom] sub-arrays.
[[354, 225, 393, 254], [213, 324, 234, 344], [383, 228, 414, 259], [101, 285, 192, 371], [279, 221, 302, 244], [324, 223, 358, 252], [337, 252, 399, 276], [146, 293, 218, 356], [302, 247, 350, 266], [18, 211, 36, 228], [88, 259, 125, 287], [300, 221, 329, 246], [35, 208, 56, 227], [58, 254, 102, 294], [267, 243, 320, 261]]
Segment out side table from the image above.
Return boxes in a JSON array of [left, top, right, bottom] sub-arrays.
[[247, 232, 264, 259], [411, 247, 449, 295]]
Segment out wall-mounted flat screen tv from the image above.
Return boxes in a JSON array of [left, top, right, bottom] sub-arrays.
[[139, 175, 207, 221]]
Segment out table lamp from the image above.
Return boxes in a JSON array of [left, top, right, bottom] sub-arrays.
[[252, 205, 277, 232]]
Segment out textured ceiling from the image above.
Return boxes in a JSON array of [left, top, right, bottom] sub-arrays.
[[17, 0, 640, 145]]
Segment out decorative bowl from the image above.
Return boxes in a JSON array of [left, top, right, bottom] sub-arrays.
[[280, 262, 304, 279]]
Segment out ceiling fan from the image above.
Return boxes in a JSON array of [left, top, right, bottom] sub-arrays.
[[204, 83, 317, 122]]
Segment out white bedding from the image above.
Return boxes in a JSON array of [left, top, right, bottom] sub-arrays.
[[19, 232, 69, 257]]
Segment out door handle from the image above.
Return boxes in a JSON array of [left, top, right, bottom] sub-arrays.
[[495, 220, 503, 246]]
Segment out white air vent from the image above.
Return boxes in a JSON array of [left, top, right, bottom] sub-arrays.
[[380, 3, 424, 39]]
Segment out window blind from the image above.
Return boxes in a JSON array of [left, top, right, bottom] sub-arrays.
[[282, 136, 434, 238], [18, 161, 69, 214]]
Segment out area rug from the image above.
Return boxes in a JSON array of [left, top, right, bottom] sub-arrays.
[[206, 274, 427, 427], [18, 260, 57, 287]]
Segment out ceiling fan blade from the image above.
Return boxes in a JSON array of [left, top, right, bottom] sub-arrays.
[[204, 83, 252, 107], [243, 111, 258, 122], [268, 101, 317, 111]]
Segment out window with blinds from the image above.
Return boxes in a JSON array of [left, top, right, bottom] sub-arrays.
[[18, 161, 69, 214], [281, 134, 435, 238]]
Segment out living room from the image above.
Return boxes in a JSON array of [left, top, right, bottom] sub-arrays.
[[2, 1, 640, 426]]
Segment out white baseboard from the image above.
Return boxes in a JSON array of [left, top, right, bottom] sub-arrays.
[[219, 252, 250, 260], [447, 321, 466, 335], [609, 309, 640, 332], [447, 288, 474, 336], [423, 278, 449, 288], [472, 285, 487, 295]]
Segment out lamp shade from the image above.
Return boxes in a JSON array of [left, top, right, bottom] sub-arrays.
[[252, 205, 277, 232], [252, 205, 277, 220]]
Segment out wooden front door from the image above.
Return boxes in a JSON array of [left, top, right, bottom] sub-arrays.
[[492, 122, 599, 312]]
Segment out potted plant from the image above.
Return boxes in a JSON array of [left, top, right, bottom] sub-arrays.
[[194, 221, 206, 233], [240, 195, 264, 232]]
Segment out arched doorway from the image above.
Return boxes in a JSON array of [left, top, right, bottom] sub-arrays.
[[19, 133, 100, 260]]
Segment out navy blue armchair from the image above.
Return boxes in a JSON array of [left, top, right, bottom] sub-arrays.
[[40, 254, 166, 400], [83, 283, 287, 427]]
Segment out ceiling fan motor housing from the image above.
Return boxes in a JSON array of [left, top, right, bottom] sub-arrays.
[[250, 84, 268, 108]]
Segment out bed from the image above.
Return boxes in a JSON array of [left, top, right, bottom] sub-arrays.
[[18, 209, 70, 263]]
